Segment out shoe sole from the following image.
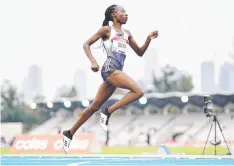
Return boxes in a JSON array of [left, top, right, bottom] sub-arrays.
[[63, 136, 70, 154], [100, 121, 108, 132]]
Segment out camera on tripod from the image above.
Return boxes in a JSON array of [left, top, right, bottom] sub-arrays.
[[203, 95, 213, 117], [202, 95, 232, 155]]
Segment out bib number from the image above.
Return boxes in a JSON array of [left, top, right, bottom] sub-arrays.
[[112, 38, 127, 54]]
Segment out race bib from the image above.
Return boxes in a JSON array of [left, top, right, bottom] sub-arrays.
[[112, 37, 128, 54]]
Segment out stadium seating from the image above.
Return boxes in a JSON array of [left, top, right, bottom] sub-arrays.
[[26, 105, 234, 147]]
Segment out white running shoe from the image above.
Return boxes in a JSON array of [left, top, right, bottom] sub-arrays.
[[100, 108, 110, 132], [62, 130, 73, 153]]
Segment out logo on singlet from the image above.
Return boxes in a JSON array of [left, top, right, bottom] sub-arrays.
[[104, 59, 111, 72]]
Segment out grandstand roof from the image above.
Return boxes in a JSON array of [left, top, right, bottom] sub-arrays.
[[34, 92, 234, 112]]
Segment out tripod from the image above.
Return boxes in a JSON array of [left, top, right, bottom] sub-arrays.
[[202, 114, 232, 155]]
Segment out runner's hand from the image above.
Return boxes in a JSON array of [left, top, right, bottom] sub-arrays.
[[91, 61, 99, 72], [148, 30, 158, 40]]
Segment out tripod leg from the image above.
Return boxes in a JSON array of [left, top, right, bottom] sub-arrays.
[[202, 121, 214, 155], [214, 119, 217, 155], [216, 119, 232, 155]]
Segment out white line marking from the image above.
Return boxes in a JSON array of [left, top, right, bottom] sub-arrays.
[[67, 161, 90, 166]]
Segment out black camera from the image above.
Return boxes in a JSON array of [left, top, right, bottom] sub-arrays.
[[203, 95, 213, 116], [204, 95, 212, 103]]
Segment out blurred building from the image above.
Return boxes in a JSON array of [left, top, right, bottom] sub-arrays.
[[74, 69, 86, 99], [53, 84, 71, 100], [143, 48, 160, 91], [22, 65, 43, 101], [219, 62, 234, 93], [200, 61, 215, 94]]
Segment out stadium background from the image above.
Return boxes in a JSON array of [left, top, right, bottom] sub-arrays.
[[1, 0, 234, 156]]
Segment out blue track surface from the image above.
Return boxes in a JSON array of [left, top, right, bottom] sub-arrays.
[[1, 155, 234, 166]]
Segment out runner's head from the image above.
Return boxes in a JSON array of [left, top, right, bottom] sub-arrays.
[[102, 5, 128, 26]]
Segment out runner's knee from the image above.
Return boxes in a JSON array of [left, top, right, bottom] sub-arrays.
[[132, 88, 144, 99], [81, 102, 100, 117], [136, 89, 144, 98], [90, 101, 101, 111]]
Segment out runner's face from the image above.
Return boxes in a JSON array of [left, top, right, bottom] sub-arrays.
[[113, 6, 128, 24]]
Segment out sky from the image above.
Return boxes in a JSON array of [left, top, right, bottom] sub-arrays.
[[0, 0, 234, 99]]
